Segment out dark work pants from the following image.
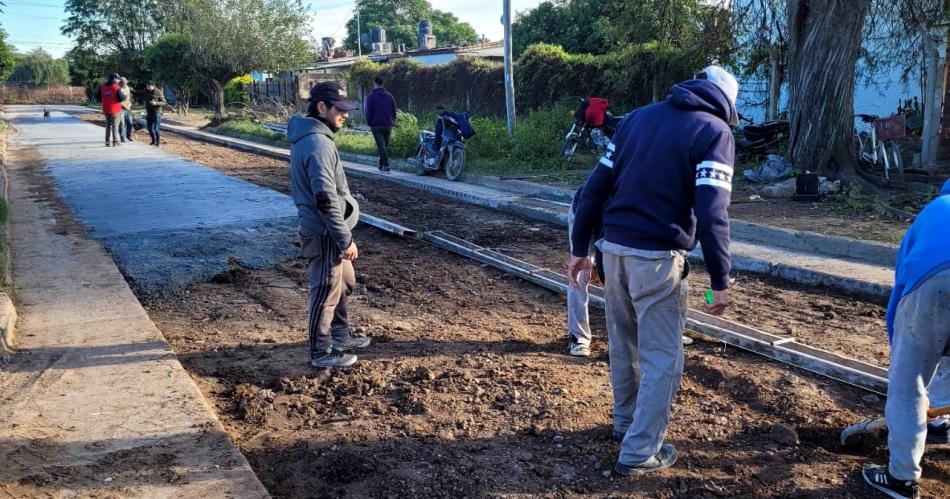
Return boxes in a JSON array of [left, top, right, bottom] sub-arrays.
[[371, 126, 392, 167], [104, 113, 120, 144], [147, 114, 162, 144], [303, 233, 355, 356]]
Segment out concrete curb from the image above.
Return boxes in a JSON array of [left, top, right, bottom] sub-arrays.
[[160, 124, 894, 298], [0, 125, 16, 362]]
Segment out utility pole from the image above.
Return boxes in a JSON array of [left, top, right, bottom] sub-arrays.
[[356, 0, 362, 57], [502, 0, 515, 134]]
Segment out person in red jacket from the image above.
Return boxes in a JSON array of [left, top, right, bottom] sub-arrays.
[[100, 73, 124, 147]]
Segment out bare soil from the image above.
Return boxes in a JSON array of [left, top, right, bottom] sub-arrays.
[[72, 115, 950, 497]]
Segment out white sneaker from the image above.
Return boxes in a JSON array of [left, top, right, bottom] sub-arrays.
[[569, 338, 591, 357], [682, 335, 694, 346]]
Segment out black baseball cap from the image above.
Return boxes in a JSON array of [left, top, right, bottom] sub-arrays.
[[309, 81, 359, 111]]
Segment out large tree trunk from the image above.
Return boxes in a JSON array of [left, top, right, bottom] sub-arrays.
[[210, 78, 225, 120], [920, 24, 947, 170], [786, 0, 870, 182]]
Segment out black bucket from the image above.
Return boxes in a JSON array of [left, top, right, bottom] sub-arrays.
[[794, 173, 820, 201]]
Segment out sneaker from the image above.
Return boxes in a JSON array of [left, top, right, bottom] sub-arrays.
[[862, 465, 919, 499], [682, 335, 694, 346], [379, 165, 391, 173], [927, 417, 950, 444], [613, 444, 677, 477], [569, 337, 590, 357], [310, 348, 357, 368], [332, 331, 371, 351]]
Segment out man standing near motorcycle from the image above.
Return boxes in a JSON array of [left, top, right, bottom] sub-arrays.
[[568, 65, 738, 476], [364, 76, 397, 173], [289, 81, 372, 368]]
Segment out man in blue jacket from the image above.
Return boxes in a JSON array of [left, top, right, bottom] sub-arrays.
[[862, 179, 950, 499], [569, 66, 738, 476], [364, 76, 397, 173]]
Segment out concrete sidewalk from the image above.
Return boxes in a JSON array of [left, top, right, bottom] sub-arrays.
[[0, 106, 268, 497], [153, 118, 897, 298], [13, 106, 298, 296]]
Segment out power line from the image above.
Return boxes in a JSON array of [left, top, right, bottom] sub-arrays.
[[2, 0, 65, 7]]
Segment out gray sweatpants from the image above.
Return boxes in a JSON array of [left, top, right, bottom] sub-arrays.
[[567, 205, 594, 345], [601, 242, 688, 465], [302, 233, 355, 356], [886, 268, 950, 481]]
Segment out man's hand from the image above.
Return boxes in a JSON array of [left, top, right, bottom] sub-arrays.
[[567, 256, 591, 288], [341, 242, 359, 261], [703, 288, 730, 316]]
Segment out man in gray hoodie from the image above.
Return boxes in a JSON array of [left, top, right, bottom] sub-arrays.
[[289, 81, 371, 368]]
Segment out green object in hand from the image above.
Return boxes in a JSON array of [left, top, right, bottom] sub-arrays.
[[705, 290, 715, 305]]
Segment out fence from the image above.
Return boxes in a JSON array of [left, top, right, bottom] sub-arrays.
[[0, 84, 87, 104], [248, 78, 299, 106]]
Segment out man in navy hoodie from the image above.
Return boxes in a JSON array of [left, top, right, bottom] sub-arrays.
[[364, 76, 397, 173], [862, 179, 950, 499], [569, 66, 738, 476]]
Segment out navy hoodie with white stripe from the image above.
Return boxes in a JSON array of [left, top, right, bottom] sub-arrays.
[[571, 79, 736, 290]]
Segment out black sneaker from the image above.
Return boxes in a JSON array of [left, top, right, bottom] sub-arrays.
[[332, 330, 371, 351], [927, 417, 949, 444], [862, 465, 919, 499], [310, 348, 357, 368], [379, 165, 391, 173], [613, 443, 677, 476]]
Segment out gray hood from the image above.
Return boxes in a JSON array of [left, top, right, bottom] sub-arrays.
[[288, 115, 333, 144]]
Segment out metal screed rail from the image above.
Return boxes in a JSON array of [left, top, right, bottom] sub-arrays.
[[357, 213, 889, 395]]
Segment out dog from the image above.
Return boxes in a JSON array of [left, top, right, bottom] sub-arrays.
[[43, 108, 50, 121]]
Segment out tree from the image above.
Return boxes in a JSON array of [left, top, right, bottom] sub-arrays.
[[7, 49, 70, 86], [512, 1, 614, 56], [65, 46, 110, 99], [343, 0, 478, 53], [785, 0, 872, 185], [172, 0, 312, 119], [0, 30, 15, 81], [732, 0, 788, 120], [146, 33, 202, 114]]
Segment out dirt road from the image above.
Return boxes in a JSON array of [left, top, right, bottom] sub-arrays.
[[73, 117, 949, 497]]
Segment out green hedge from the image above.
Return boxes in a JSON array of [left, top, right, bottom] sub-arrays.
[[347, 42, 702, 117]]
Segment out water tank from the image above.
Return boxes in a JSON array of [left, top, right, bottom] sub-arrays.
[[320, 37, 334, 58], [370, 28, 386, 44]]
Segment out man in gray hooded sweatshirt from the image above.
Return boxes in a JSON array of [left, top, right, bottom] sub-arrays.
[[289, 81, 371, 368]]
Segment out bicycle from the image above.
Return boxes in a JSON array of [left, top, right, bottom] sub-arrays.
[[854, 114, 904, 181]]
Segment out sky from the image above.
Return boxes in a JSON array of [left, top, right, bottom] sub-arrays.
[[0, 0, 544, 59]]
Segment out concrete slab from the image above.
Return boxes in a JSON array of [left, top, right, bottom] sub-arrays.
[[0, 121, 269, 497], [6, 106, 297, 295]]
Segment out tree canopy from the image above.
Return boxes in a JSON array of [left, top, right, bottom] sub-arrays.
[[342, 0, 479, 53], [0, 30, 16, 81], [7, 48, 70, 85]]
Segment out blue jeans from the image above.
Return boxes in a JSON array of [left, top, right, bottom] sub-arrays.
[[118, 109, 134, 141], [147, 114, 161, 144]]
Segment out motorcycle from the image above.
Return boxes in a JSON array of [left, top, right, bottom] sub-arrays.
[[413, 106, 475, 181], [735, 114, 789, 156], [560, 97, 622, 162]]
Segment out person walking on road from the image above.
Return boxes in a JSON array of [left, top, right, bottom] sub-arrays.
[[100, 73, 123, 147], [144, 81, 166, 147], [117, 77, 135, 143], [364, 76, 396, 173], [861, 179, 950, 499], [289, 81, 371, 369], [568, 65, 739, 477]]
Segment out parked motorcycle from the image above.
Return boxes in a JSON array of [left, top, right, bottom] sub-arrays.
[[413, 106, 475, 181], [560, 97, 622, 162], [735, 114, 789, 156]]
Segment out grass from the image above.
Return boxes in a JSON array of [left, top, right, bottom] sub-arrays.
[[213, 120, 289, 147]]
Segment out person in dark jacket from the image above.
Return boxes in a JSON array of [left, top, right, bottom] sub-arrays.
[[100, 73, 123, 147], [289, 81, 371, 368], [144, 81, 166, 147], [364, 76, 397, 172], [568, 65, 739, 477]]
